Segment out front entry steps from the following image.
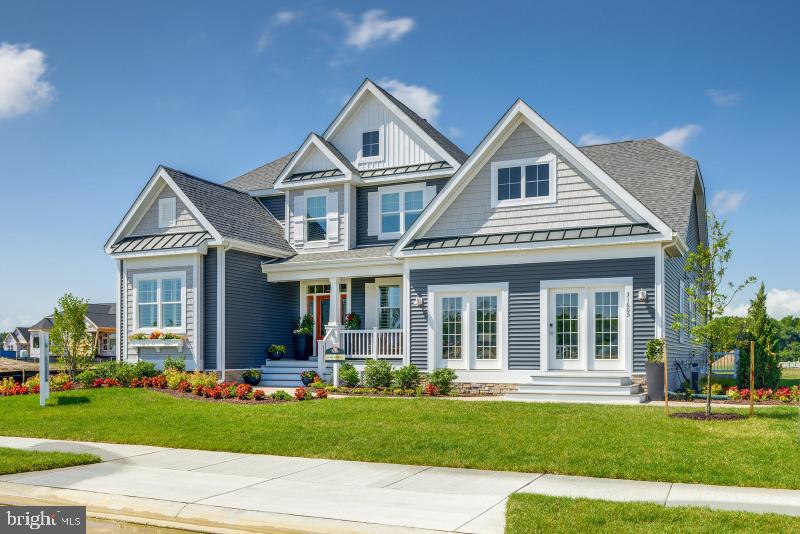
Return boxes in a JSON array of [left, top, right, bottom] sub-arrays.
[[259, 358, 332, 388], [505, 372, 647, 404]]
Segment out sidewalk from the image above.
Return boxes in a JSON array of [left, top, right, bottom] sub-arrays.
[[0, 437, 799, 534]]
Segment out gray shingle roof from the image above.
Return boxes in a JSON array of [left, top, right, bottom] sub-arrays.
[[111, 231, 212, 253], [373, 82, 469, 165], [266, 245, 394, 266], [579, 139, 699, 238], [29, 317, 53, 332], [14, 327, 29, 341], [163, 167, 294, 255], [225, 152, 296, 192], [86, 303, 116, 329]]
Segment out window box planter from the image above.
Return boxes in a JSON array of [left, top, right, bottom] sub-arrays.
[[129, 338, 184, 352]]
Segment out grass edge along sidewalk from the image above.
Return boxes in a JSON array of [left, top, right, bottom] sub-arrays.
[[0, 388, 798, 489], [0, 447, 99, 475]]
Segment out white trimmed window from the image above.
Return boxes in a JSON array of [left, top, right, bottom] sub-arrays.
[[490, 155, 557, 208], [158, 197, 177, 228], [134, 272, 186, 332], [378, 284, 401, 329], [362, 130, 380, 159], [376, 183, 431, 240], [305, 195, 328, 242]]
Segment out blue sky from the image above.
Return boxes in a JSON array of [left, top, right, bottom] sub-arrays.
[[1, 0, 798, 329]]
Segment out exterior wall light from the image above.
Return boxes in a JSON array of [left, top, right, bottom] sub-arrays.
[[637, 289, 648, 303]]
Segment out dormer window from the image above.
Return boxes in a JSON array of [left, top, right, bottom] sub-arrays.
[[362, 130, 380, 158], [490, 155, 557, 208], [305, 195, 328, 242], [158, 197, 177, 228]]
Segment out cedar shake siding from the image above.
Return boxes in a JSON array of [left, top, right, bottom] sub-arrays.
[[224, 249, 298, 369], [131, 185, 203, 236], [409, 257, 655, 372]]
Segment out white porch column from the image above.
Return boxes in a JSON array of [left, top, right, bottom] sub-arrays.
[[328, 276, 340, 327]]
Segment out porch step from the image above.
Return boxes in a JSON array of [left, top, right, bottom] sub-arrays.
[[260, 359, 331, 388], [531, 373, 631, 386], [517, 384, 641, 395], [505, 391, 647, 404], [505, 372, 644, 404]]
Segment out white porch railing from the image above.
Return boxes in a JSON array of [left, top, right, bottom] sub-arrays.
[[317, 327, 404, 374]]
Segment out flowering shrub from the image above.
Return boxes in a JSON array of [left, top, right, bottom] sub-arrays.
[[193, 384, 204, 396], [235, 384, 253, 400], [0, 378, 32, 396], [726, 386, 741, 400], [150, 375, 167, 389], [424, 383, 439, 396], [726, 385, 800, 402], [294, 387, 309, 400], [177, 380, 191, 393], [93, 378, 119, 388], [253, 389, 266, 400], [315, 388, 328, 399], [775, 386, 792, 401]]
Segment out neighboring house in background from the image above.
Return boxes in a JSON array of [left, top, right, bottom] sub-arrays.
[[2, 327, 30, 357], [105, 79, 705, 401], [27, 303, 117, 360]]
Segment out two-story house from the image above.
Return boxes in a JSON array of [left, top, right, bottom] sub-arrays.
[[105, 79, 705, 401]]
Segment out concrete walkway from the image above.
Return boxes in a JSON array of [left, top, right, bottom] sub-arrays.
[[0, 437, 799, 534]]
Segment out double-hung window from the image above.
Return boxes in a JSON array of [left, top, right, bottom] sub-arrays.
[[362, 130, 380, 158], [491, 155, 556, 207], [378, 285, 401, 329], [378, 185, 426, 239], [305, 195, 327, 242], [135, 273, 185, 332]]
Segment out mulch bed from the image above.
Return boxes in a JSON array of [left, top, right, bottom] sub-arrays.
[[675, 398, 798, 406], [670, 412, 746, 421], [151, 388, 290, 405]]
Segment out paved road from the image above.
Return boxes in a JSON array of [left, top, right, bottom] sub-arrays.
[[0, 436, 798, 533]]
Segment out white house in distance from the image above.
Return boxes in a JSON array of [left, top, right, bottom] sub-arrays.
[[2, 327, 29, 357], [27, 303, 117, 360]]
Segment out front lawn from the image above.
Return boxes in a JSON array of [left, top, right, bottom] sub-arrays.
[[506, 494, 800, 533], [780, 368, 800, 387], [0, 447, 99, 475], [0, 389, 798, 488]]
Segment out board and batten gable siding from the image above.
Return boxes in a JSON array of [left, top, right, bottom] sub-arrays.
[[329, 93, 440, 170], [131, 185, 203, 236], [224, 249, 299, 369], [203, 248, 217, 370], [663, 192, 704, 389], [356, 177, 450, 246], [258, 195, 286, 224], [425, 123, 636, 238], [409, 257, 655, 372], [287, 186, 345, 249], [125, 265, 196, 366]]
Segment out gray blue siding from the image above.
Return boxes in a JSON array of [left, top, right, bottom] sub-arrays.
[[356, 178, 450, 247], [349, 277, 374, 321], [203, 248, 217, 370], [258, 194, 285, 223], [409, 257, 655, 372], [224, 249, 299, 369]]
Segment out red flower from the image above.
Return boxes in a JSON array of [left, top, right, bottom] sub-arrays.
[[294, 387, 307, 401], [235, 384, 253, 400], [315, 388, 328, 399], [178, 381, 191, 393], [253, 389, 266, 400], [425, 383, 439, 396]]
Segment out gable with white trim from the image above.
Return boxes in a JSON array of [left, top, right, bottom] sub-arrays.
[[131, 184, 204, 237], [424, 123, 638, 238], [294, 142, 342, 175], [328, 91, 444, 171]]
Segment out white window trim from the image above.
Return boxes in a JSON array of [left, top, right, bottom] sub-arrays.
[[303, 190, 329, 247], [427, 282, 509, 372], [539, 277, 633, 374], [132, 270, 187, 334], [358, 127, 383, 163], [490, 154, 557, 208], [377, 182, 426, 240], [158, 197, 177, 228]]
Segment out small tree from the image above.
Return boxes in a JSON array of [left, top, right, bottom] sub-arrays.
[[673, 212, 755, 416], [736, 283, 781, 389], [49, 293, 93, 379]]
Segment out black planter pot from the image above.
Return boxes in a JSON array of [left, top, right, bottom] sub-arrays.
[[266, 349, 285, 361], [645, 361, 665, 401], [301, 375, 314, 386], [293, 334, 312, 360], [243, 374, 261, 386]]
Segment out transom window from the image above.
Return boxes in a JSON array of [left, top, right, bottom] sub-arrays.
[[306, 195, 327, 242], [307, 283, 347, 295], [379, 186, 425, 238], [362, 130, 380, 158], [378, 285, 401, 329], [491, 156, 556, 207], [135, 273, 185, 332]]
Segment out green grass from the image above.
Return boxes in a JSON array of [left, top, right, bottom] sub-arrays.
[[506, 494, 800, 533], [0, 447, 99, 475], [0, 389, 799, 488], [780, 368, 800, 387]]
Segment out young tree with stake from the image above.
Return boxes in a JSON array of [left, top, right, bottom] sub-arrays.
[[49, 293, 93, 379]]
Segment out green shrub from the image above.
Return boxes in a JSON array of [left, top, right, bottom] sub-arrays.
[[338, 362, 360, 387], [95, 360, 119, 379], [427, 368, 457, 395], [164, 369, 188, 389], [132, 360, 158, 379], [24, 374, 40, 390], [363, 359, 393, 388], [271, 390, 292, 401], [50, 373, 72, 390], [393, 364, 420, 390], [113, 364, 136, 386], [701, 383, 724, 395], [187, 371, 217, 388], [646, 339, 665, 363], [242, 369, 262, 381], [76, 370, 97, 389], [163, 355, 186, 372]]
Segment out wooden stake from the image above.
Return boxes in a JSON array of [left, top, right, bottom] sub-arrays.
[[749, 340, 755, 417], [663, 339, 669, 415]]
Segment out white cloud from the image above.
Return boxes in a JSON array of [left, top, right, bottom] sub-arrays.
[[379, 78, 440, 122], [711, 190, 746, 215], [727, 288, 800, 319], [0, 43, 54, 119], [343, 10, 415, 50], [655, 124, 701, 150], [706, 89, 741, 107], [579, 132, 613, 146], [445, 126, 463, 138], [256, 10, 300, 52]]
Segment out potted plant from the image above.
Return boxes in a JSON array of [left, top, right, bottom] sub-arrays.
[[242, 369, 262, 386], [266, 344, 286, 361], [645, 339, 666, 401], [293, 314, 314, 360], [344, 313, 361, 330], [300, 370, 320, 386]]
